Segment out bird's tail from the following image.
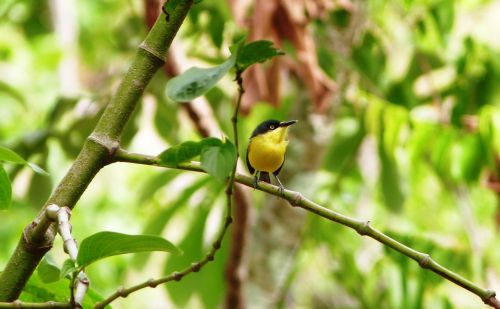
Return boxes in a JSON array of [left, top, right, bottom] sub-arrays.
[[259, 172, 271, 183]]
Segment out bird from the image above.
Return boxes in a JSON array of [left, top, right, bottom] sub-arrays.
[[246, 119, 297, 194]]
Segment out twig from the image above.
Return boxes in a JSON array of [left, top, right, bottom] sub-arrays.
[[0, 301, 72, 308], [112, 153, 500, 308], [95, 63, 247, 309], [45, 205, 89, 308]]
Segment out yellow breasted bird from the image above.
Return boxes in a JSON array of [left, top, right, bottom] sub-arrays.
[[246, 119, 297, 193]]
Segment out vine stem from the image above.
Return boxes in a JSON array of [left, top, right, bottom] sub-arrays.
[[113, 152, 500, 308], [94, 67, 246, 309]]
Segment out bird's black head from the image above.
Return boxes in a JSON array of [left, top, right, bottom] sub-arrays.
[[250, 119, 297, 138]]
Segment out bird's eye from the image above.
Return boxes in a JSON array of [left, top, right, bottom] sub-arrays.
[[269, 125, 275, 129]]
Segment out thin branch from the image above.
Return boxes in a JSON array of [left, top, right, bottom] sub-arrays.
[[112, 152, 500, 308], [143, 7, 250, 305], [96, 61, 247, 309], [0, 301, 72, 308], [45, 205, 88, 308]]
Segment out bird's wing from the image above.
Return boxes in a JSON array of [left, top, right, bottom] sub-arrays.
[[273, 154, 285, 176], [246, 142, 255, 175]]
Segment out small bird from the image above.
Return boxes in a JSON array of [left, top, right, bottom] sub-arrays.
[[246, 119, 297, 194]]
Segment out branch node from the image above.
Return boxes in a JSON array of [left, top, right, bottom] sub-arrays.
[[191, 262, 201, 272], [483, 290, 499, 307], [418, 254, 431, 268], [172, 272, 183, 281], [356, 220, 371, 236], [22, 228, 53, 254], [147, 278, 158, 288], [213, 241, 221, 249], [290, 192, 303, 206], [87, 133, 120, 157], [139, 42, 165, 63], [117, 287, 128, 297], [207, 253, 215, 261]]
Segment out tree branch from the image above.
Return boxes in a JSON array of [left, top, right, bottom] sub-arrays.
[[112, 151, 500, 308], [0, 301, 71, 308], [0, 0, 194, 301]]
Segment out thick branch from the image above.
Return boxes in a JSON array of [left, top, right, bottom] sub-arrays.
[[113, 152, 500, 308], [0, 1, 194, 301]]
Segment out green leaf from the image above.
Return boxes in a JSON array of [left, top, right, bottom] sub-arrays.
[[158, 138, 222, 167], [201, 140, 237, 181], [0, 146, 49, 175], [133, 176, 215, 268], [60, 259, 77, 280], [27, 162, 50, 176], [450, 134, 484, 182], [0, 80, 26, 108], [37, 257, 61, 283], [0, 145, 26, 164], [236, 40, 284, 71], [20, 276, 69, 303], [21, 272, 105, 307], [164, 0, 182, 13], [165, 207, 209, 306], [165, 51, 237, 102], [0, 165, 11, 210], [77, 231, 182, 268]]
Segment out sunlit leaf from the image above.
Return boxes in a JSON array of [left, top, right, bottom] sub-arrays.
[[450, 134, 484, 182], [77, 231, 182, 268], [164, 207, 209, 306], [201, 140, 237, 181], [27, 162, 50, 176], [60, 259, 77, 280], [0, 146, 49, 175], [236, 40, 284, 71], [21, 272, 104, 307], [166, 52, 237, 102], [159, 138, 222, 167], [0, 146, 26, 164], [0, 80, 26, 108], [133, 176, 215, 268], [0, 165, 11, 210]]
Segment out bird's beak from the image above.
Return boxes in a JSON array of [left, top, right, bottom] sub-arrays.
[[279, 120, 298, 127]]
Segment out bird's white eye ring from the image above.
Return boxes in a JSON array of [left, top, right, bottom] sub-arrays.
[[270, 125, 275, 129]]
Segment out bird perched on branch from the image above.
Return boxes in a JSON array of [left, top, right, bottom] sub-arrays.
[[246, 119, 297, 194]]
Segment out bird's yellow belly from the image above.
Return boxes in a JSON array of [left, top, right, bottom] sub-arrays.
[[248, 139, 286, 173]]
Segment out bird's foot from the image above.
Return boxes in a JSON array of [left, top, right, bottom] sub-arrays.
[[277, 185, 285, 197], [252, 175, 259, 189], [274, 175, 286, 198]]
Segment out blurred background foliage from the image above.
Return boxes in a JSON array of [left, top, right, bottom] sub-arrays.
[[1, 0, 499, 308]]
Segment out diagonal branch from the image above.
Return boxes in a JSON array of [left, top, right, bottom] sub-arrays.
[[113, 151, 500, 309], [0, 0, 194, 301]]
